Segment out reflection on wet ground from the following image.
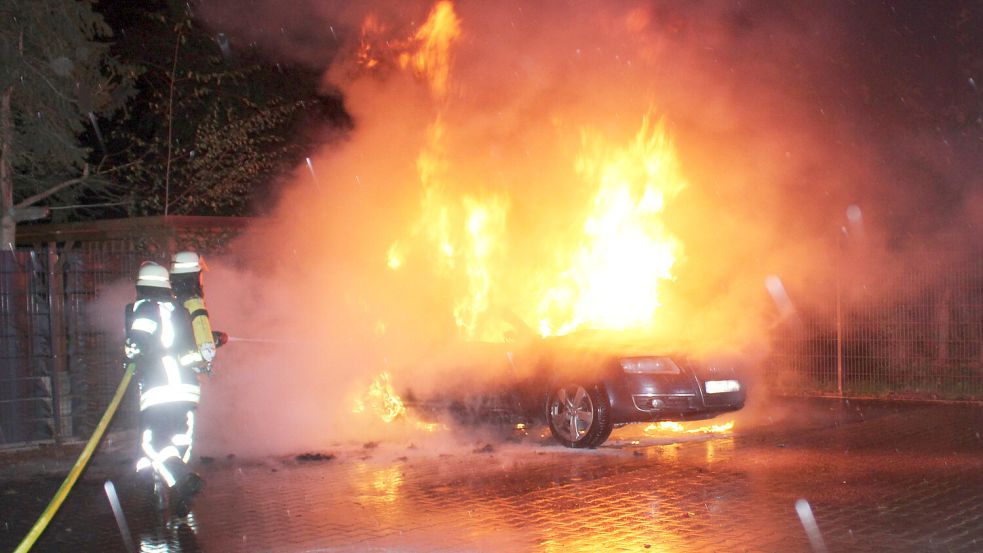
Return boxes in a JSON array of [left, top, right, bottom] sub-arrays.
[[1, 398, 981, 552]]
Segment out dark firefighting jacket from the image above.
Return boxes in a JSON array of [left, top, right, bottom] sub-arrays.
[[125, 298, 203, 411]]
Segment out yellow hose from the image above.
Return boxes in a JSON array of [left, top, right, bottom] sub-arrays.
[[14, 363, 136, 553]]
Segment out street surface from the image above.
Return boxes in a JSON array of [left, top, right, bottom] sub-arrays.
[[1, 398, 981, 552]]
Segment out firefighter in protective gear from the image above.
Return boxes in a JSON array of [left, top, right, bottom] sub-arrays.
[[170, 251, 226, 370], [125, 261, 205, 515]]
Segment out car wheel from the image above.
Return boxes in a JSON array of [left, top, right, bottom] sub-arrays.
[[546, 383, 613, 448]]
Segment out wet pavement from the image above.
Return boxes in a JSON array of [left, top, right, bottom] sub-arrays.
[[1, 397, 981, 552]]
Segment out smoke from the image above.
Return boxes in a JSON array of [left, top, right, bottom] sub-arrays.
[[182, 1, 981, 455]]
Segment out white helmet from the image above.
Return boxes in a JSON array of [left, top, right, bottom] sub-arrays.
[[171, 251, 204, 274], [137, 262, 171, 288]]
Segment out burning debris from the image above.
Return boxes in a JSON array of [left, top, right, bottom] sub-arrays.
[[352, 372, 406, 423], [351, 372, 450, 437], [644, 421, 736, 435]]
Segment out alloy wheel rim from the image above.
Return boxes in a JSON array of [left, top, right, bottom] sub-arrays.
[[551, 385, 594, 442]]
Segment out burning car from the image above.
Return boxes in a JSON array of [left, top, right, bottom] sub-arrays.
[[405, 329, 747, 448]]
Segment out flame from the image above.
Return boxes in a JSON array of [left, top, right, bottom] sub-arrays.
[[643, 420, 735, 434], [381, 4, 687, 342], [387, 242, 403, 270], [452, 196, 508, 337], [393, 111, 685, 340], [355, 14, 387, 70], [390, 115, 509, 341], [398, 1, 461, 98], [352, 372, 406, 423], [533, 115, 685, 336], [353, 2, 460, 97], [353, 372, 448, 433]]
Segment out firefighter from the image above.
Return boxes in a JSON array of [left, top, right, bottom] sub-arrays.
[[124, 261, 205, 516], [169, 251, 227, 370]]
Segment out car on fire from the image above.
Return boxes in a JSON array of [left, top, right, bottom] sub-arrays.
[[404, 328, 747, 448]]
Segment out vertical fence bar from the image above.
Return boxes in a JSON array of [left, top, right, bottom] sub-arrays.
[[835, 237, 843, 397]]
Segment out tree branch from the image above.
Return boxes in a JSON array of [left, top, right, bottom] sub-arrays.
[[14, 160, 139, 208], [15, 165, 90, 208]]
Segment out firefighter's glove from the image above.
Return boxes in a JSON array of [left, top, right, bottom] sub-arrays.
[[124, 340, 141, 360], [201, 342, 217, 363]]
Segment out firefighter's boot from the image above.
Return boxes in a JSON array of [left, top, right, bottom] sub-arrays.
[[172, 472, 204, 516]]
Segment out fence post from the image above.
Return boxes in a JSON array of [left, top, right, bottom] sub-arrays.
[[47, 242, 69, 443]]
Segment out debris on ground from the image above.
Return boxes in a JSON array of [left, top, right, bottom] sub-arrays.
[[473, 443, 494, 454], [363, 442, 379, 450], [295, 452, 336, 462]]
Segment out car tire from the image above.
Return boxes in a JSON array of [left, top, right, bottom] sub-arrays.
[[546, 383, 613, 448]]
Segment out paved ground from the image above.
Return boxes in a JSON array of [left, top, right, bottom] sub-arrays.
[[1, 397, 981, 552]]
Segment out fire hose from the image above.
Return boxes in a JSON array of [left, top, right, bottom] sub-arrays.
[[12, 336, 285, 551], [225, 335, 301, 344], [13, 363, 137, 553]]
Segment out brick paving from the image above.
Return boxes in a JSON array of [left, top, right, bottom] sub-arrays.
[[1, 398, 981, 552]]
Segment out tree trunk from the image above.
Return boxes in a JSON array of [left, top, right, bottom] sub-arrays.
[[1, 86, 15, 251]]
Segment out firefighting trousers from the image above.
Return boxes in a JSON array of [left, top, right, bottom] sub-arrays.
[[135, 401, 197, 488]]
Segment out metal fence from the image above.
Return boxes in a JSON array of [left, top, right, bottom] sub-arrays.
[[0, 247, 142, 448], [1, 250, 56, 446], [767, 252, 983, 400], [0, 216, 249, 449]]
